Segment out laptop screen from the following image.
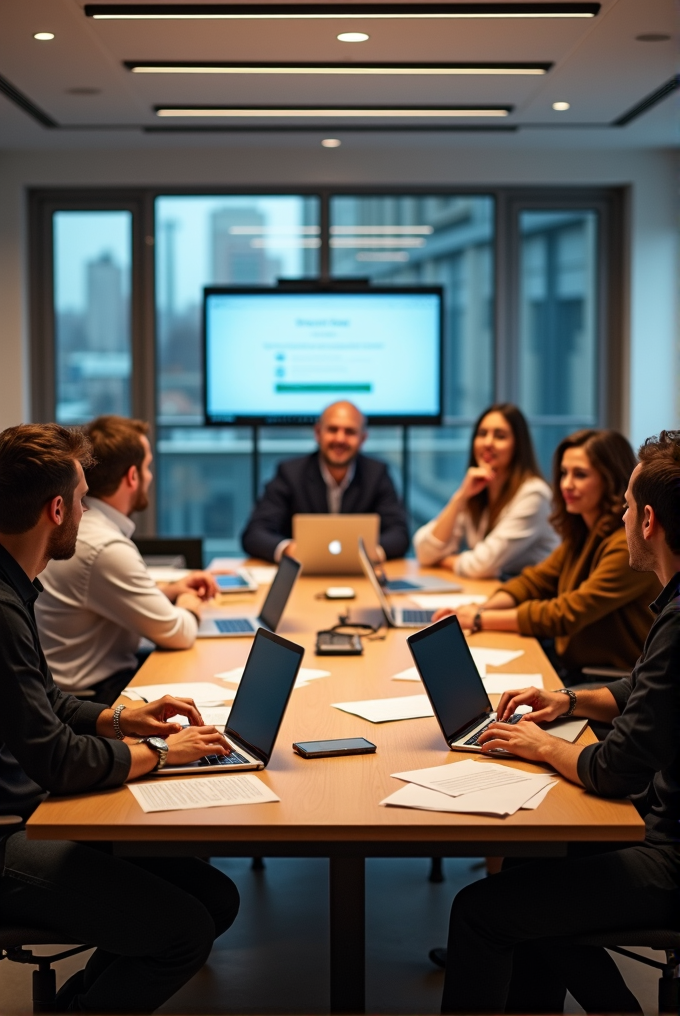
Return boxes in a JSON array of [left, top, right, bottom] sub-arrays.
[[226, 628, 304, 763], [407, 615, 491, 743], [259, 555, 301, 631], [358, 537, 393, 620]]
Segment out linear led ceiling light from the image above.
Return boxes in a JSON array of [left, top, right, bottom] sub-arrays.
[[154, 106, 513, 117], [86, 3, 600, 20], [130, 61, 548, 75], [129, 61, 551, 75]]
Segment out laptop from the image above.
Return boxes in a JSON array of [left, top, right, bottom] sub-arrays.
[[372, 565, 462, 596], [292, 514, 379, 575], [358, 537, 435, 629], [197, 556, 301, 638], [155, 627, 304, 774], [407, 613, 588, 753]]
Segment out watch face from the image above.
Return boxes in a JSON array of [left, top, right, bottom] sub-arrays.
[[148, 737, 168, 751]]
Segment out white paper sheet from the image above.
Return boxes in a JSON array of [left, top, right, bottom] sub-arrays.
[[392, 667, 421, 682], [146, 566, 191, 584], [122, 682, 235, 706], [167, 706, 232, 728], [332, 695, 434, 723], [207, 557, 243, 572], [208, 560, 276, 586], [520, 781, 558, 810], [127, 774, 280, 813], [468, 647, 525, 677], [380, 777, 554, 817], [482, 672, 544, 694], [391, 759, 545, 798], [409, 594, 488, 610], [215, 666, 330, 689]]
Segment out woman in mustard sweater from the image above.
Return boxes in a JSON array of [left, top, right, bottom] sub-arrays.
[[434, 429, 660, 683]]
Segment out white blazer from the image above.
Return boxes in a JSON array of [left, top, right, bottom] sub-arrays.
[[413, 476, 559, 579]]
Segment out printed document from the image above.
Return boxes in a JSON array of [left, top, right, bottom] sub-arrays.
[[332, 695, 434, 723], [128, 774, 280, 813], [380, 778, 555, 817], [483, 672, 544, 694], [392, 666, 421, 682], [469, 647, 524, 676], [122, 682, 235, 706], [409, 594, 487, 610], [391, 759, 544, 798], [216, 666, 330, 689]]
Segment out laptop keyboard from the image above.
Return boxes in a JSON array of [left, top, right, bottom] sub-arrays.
[[464, 712, 523, 746], [387, 580, 418, 592], [214, 618, 255, 634], [401, 609, 434, 624], [197, 751, 250, 766]]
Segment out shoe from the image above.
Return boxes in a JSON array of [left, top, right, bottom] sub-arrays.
[[429, 947, 447, 968]]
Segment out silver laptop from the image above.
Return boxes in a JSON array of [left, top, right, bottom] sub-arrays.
[[358, 537, 435, 629], [292, 513, 379, 575], [407, 613, 588, 753], [155, 627, 304, 775], [373, 566, 462, 596], [197, 556, 301, 638]]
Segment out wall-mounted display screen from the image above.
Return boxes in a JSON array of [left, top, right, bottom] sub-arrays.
[[203, 287, 443, 424]]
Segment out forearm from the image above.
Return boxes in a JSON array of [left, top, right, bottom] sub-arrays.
[[539, 739, 585, 786], [572, 686, 620, 724], [431, 493, 464, 545], [483, 590, 517, 610], [478, 607, 520, 632], [126, 742, 159, 781]]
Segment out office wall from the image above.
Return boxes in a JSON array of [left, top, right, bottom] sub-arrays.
[[0, 142, 677, 447]]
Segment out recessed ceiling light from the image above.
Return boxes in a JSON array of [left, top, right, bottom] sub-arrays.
[[33, 32, 55, 40], [635, 33, 670, 42], [127, 61, 550, 76], [337, 32, 369, 41], [155, 106, 512, 118], [322, 138, 342, 147], [552, 100, 570, 110], [86, 3, 600, 19]]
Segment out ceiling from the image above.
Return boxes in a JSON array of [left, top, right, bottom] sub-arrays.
[[0, 0, 677, 149]]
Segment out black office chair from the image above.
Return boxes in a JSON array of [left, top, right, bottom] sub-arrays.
[[132, 537, 204, 570], [572, 929, 680, 1014], [0, 817, 90, 1013]]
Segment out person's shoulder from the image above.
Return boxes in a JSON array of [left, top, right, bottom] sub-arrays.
[[517, 475, 552, 498], [277, 453, 319, 478], [355, 453, 388, 477]]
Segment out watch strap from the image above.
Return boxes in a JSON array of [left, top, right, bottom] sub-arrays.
[[112, 704, 126, 740], [558, 687, 577, 717]]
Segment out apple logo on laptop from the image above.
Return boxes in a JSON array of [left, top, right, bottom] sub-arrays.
[[328, 540, 342, 556]]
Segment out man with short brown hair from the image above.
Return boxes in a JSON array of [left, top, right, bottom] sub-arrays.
[[36, 415, 218, 704]]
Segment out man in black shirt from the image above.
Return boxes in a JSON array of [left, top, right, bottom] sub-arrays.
[[440, 430, 680, 1014], [0, 424, 240, 1013]]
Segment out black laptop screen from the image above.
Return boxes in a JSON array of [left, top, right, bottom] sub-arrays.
[[259, 556, 301, 631], [407, 615, 491, 743], [226, 629, 303, 762]]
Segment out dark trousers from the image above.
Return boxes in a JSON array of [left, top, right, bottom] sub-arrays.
[[0, 832, 240, 1013], [441, 843, 680, 1014]]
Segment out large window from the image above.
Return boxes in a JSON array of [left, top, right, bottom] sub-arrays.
[[32, 187, 623, 560]]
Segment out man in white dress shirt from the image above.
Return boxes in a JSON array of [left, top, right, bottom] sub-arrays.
[[36, 416, 217, 704]]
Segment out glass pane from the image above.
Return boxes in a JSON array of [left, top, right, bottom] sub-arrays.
[[156, 195, 320, 425], [408, 425, 473, 532], [155, 195, 320, 554], [330, 195, 494, 420], [53, 211, 132, 423], [518, 210, 598, 422]]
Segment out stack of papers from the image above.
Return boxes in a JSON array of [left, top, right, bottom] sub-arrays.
[[215, 666, 331, 689], [382, 759, 556, 816], [409, 594, 487, 610], [128, 774, 280, 813], [381, 759, 557, 817], [122, 682, 235, 706], [332, 695, 434, 723], [469, 647, 524, 676]]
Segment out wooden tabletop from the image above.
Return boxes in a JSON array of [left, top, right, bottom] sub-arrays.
[[28, 561, 644, 849]]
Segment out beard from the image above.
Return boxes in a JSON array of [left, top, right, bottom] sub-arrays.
[[46, 500, 80, 561], [627, 524, 655, 573], [131, 486, 150, 514]]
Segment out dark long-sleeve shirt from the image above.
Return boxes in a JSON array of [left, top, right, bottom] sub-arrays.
[[241, 451, 410, 562], [0, 544, 130, 820], [577, 571, 680, 849]]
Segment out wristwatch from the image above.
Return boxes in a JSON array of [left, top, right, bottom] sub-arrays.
[[142, 736, 169, 771], [557, 688, 577, 717]]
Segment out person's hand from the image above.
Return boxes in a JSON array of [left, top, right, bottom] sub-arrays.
[[176, 591, 204, 618], [431, 604, 479, 627], [120, 696, 205, 738], [477, 715, 556, 762], [165, 725, 232, 764], [496, 686, 571, 724], [283, 541, 298, 559], [457, 465, 495, 503], [164, 571, 218, 602]]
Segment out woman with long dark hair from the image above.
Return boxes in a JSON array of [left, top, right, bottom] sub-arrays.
[[433, 428, 661, 681], [414, 404, 557, 578]]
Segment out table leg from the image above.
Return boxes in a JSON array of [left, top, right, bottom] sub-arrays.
[[329, 855, 365, 1014]]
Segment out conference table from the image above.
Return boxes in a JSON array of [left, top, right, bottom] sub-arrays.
[[27, 561, 644, 1013]]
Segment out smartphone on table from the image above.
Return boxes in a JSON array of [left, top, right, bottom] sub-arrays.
[[292, 737, 377, 759]]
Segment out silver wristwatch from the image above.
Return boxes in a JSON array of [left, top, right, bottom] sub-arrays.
[[142, 736, 169, 771], [112, 704, 126, 740], [557, 687, 577, 717]]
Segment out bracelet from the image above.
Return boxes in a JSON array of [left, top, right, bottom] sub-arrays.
[[112, 704, 127, 740], [558, 687, 577, 717], [470, 611, 483, 635]]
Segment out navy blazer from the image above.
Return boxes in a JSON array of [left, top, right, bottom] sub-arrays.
[[241, 452, 409, 562]]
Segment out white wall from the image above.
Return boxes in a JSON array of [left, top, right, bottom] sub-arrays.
[[0, 142, 677, 446]]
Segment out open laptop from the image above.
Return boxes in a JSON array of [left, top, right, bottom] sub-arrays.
[[155, 627, 304, 774], [358, 537, 435, 628], [407, 613, 588, 753], [292, 514, 379, 575], [197, 556, 301, 638], [372, 565, 462, 596]]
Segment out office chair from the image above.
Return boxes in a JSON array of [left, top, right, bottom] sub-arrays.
[[572, 929, 680, 1014], [133, 537, 204, 570], [0, 817, 90, 1014]]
